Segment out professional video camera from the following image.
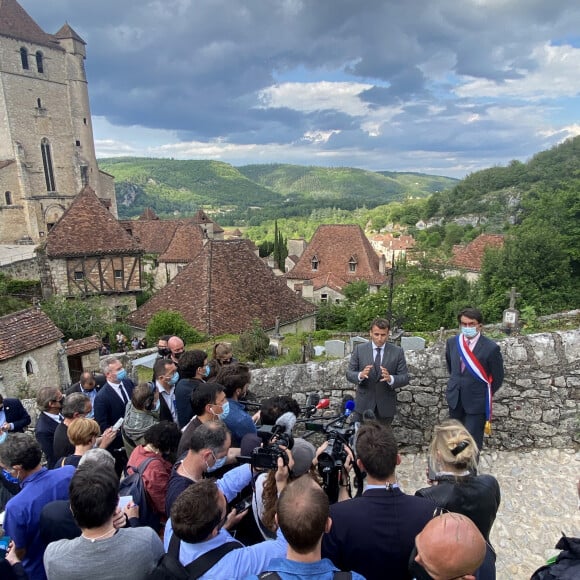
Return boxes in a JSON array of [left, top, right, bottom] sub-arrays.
[[250, 411, 296, 470], [305, 396, 363, 503]]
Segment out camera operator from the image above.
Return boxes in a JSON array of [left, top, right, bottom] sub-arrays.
[[321, 422, 437, 580]]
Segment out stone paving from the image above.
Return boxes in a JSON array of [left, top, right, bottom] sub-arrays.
[[396, 448, 579, 579]]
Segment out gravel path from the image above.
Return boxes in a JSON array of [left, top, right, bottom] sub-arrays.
[[395, 448, 579, 579]]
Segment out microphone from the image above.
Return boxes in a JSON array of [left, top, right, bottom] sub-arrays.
[[316, 398, 330, 410], [344, 399, 355, 417], [275, 411, 297, 434]]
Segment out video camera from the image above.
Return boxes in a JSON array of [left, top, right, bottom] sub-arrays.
[[249, 411, 297, 470]]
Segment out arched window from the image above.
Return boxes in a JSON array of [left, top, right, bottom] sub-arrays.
[[37, 98, 42, 108], [20, 47, 29, 70], [41, 138, 56, 192], [25, 360, 34, 375], [35, 51, 44, 73], [4, 191, 12, 205]]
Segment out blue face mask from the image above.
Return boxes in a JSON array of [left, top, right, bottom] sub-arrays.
[[218, 400, 230, 421], [461, 326, 478, 339], [169, 371, 179, 386], [204, 364, 211, 378], [115, 368, 127, 381], [206, 454, 227, 473]]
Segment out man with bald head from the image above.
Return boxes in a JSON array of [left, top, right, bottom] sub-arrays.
[[410, 512, 486, 580], [168, 336, 185, 366]]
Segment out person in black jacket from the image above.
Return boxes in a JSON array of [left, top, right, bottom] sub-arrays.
[[415, 419, 500, 579], [34, 386, 64, 469], [0, 394, 31, 434]]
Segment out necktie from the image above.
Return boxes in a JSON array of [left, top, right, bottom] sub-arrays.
[[119, 384, 128, 405], [461, 340, 472, 373], [374, 347, 382, 376]]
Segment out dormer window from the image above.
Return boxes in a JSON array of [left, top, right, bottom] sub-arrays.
[[348, 256, 357, 272], [20, 47, 29, 70], [311, 255, 319, 271]]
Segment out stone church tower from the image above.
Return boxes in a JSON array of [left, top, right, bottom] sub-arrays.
[[0, 0, 117, 245]]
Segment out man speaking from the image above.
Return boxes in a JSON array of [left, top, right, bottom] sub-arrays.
[[346, 317, 409, 425]]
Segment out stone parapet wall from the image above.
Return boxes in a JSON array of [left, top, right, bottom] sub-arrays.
[[247, 330, 580, 451]]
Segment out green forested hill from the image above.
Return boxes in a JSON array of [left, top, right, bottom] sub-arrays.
[[97, 157, 457, 224]]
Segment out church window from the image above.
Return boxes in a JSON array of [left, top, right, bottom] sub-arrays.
[[4, 191, 12, 205], [37, 98, 42, 108], [311, 256, 319, 271], [41, 138, 56, 191], [20, 47, 29, 70], [80, 165, 88, 187], [35, 51, 44, 73], [25, 360, 34, 375]]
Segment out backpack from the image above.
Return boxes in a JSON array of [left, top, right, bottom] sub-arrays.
[[118, 456, 162, 531], [146, 532, 242, 580]]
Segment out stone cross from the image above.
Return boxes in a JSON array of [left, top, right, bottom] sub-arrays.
[[506, 286, 521, 309]]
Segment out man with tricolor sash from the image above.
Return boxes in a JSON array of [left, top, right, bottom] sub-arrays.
[[445, 307, 504, 453]]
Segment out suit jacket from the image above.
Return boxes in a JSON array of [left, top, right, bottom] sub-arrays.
[[322, 488, 436, 580], [2, 398, 31, 432], [94, 380, 135, 449], [35, 412, 60, 469], [65, 382, 102, 396], [346, 341, 410, 419], [446, 334, 504, 414]]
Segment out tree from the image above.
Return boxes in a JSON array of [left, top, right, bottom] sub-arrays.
[[145, 310, 204, 344], [234, 319, 270, 362], [41, 296, 110, 340]]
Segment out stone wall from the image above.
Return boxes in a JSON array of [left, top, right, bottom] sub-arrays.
[[246, 329, 580, 451]]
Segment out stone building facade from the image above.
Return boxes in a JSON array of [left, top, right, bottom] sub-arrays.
[[247, 329, 580, 451], [0, 0, 117, 245]]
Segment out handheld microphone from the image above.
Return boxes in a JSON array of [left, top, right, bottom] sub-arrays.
[[316, 398, 330, 410], [344, 399, 356, 417]]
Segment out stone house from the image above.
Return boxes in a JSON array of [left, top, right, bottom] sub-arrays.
[[42, 185, 143, 315], [128, 239, 317, 336], [444, 233, 505, 281], [369, 233, 416, 262], [63, 335, 102, 383], [0, 0, 117, 246], [0, 307, 66, 397], [284, 224, 387, 303]]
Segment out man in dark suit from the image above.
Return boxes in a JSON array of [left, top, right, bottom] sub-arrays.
[[65, 371, 102, 419], [153, 357, 178, 423], [34, 386, 64, 469], [346, 317, 409, 424], [94, 356, 135, 475], [446, 307, 504, 451], [321, 422, 436, 580], [0, 394, 31, 433]]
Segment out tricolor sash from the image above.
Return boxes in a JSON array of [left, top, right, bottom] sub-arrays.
[[457, 334, 493, 435]]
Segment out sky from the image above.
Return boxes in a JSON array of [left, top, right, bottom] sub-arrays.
[[20, 0, 580, 178]]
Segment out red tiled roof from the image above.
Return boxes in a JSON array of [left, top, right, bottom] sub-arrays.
[[0, 0, 62, 49], [128, 239, 317, 335], [285, 224, 386, 287], [191, 210, 224, 234], [311, 273, 346, 293], [158, 222, 205, 263], [63, 335, 101, 356], [46, 186, 142, 258], [0, 308, 63, 361], [450, 234, 505, 271], [139, 208, 159, 220], [120, 219, 179, 255]]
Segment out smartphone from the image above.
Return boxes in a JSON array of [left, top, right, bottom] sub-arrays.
[[0, 535, 10, 561], [233, 497, 252, 513], [427, 457, 438, 482], [112, 417, 124, 431], [118, 495, 133, 510]]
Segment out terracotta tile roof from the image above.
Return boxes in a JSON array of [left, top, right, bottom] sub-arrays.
[[0, 308, 63, 361], [311, 273, 346, 293], [285, 224, 386, 287], [46, 186, 142, 258], [63, 335, 102, 356], [371, 233, 416, 251], [158, 222, 206, 263], [128, 239, 317, 335], [0, 0, 62, 49], [191, 210, 224, 234], [450, 234, 505, 271], [139, 208, 159, 220], [53, 23, 85, 44], [120, 219, 179, 255]]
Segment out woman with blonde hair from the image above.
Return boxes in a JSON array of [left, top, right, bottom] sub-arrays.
[[415, 419, 500, 579], [59, 418, 103, 468], [206, 342, 237, 380]]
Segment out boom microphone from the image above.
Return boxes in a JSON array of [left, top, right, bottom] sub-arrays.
[[275, 411, 297, 434]]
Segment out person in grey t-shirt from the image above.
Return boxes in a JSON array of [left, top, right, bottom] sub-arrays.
[[43, 464, 164, 580]]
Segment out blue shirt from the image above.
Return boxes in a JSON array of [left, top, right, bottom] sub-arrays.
[[245, 557, 367, 579], [224, 399, 256, 446], [164, 522, 287, 579], [4, 466, 75, 580]]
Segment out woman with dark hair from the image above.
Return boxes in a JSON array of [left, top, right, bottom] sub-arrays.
[[126, 421, 182, 528], [415, 419, 501, 579], [122, 382, 160, 456]]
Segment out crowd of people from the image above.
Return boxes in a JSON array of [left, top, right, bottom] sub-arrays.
[[0, 314, 575, 579]]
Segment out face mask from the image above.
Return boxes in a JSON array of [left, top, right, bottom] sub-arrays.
[[173, 351, 184, 360], [169, 371, 179, 386], [218, 400, 230, 421], [204, 364, 211, 378], [158, 347, 171, 357], [115, 368, 127, 381], [206, 455, 227, 473], [461, 326, 478, 339]]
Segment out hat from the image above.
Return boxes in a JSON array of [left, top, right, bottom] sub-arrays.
[[290, 438, 316, 477]]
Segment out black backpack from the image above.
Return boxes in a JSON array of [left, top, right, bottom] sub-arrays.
[[118, 456, 161, 531], [146, 533, 242, 580]]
